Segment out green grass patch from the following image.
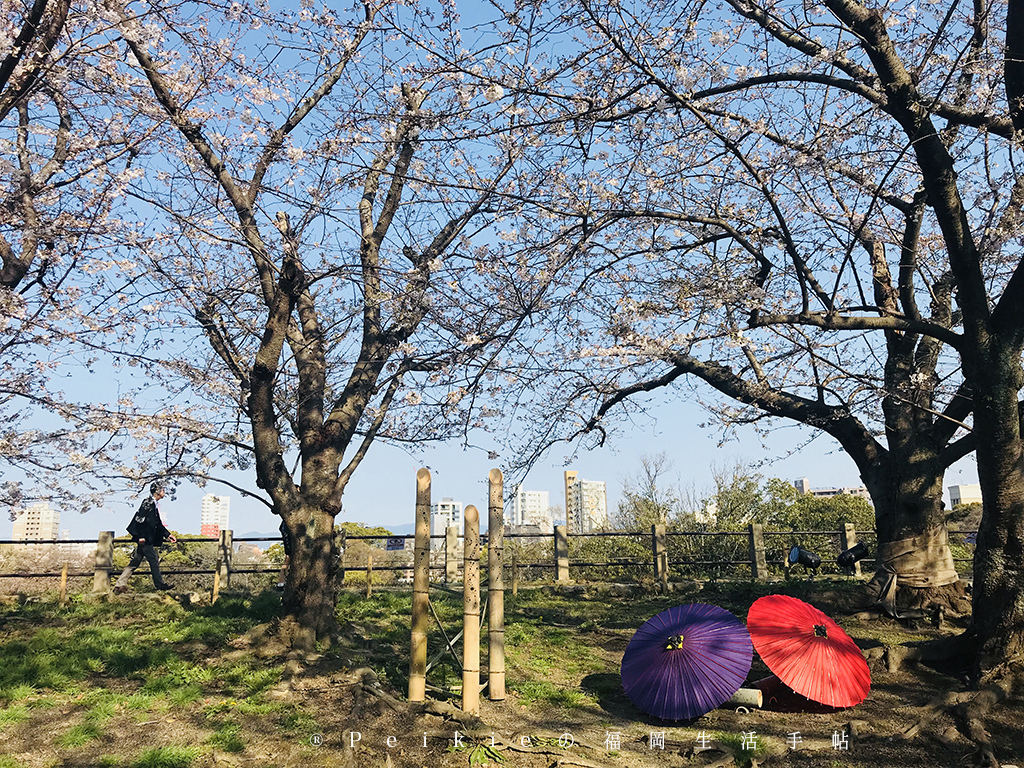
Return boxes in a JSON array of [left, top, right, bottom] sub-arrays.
[[277, 706, 319, 735], [0, 704, 29, 729], [57, 721, 104, 748], [508, 680, 594, 709], [209, 721, 245, 752], [130, 746, 201, 768], [0, 757, 25, 768]]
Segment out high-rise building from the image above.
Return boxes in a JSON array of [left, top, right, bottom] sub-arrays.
[[11, 501, 60, 541], [431, 497, 463, 548], [948, 484, 982, 508], [201, 494, 230, 538], [510, 485, 551, 532], [564, 471, 608, 533]]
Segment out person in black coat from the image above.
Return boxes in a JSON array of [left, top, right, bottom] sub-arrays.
[[114, 482, 177, 593]]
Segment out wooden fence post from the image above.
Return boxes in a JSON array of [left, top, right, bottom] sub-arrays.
[[652, 523, 669, 587], [841, 523, 862, 577], [511, 547, 519, 596], [335, 528, 346, 585], [365, 554, 373, 598], [409, 468, 431, 703], [446, 526, 459, 583], [748, 523, 768, 580], [463, 505, 481, 715], [554, 525, 569, 583], [93, 532, 114, 592], [488, 468, 505, 701], [59, 562, 69, 605], [218, 529, 233, 589]]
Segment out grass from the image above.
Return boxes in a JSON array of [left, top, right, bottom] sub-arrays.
[[1, 577, 946, 767], [130, 746, 201, 768]]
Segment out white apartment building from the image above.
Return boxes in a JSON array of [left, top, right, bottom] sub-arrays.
[[793, 477, 871, 501], [564, 471, 608, 533], [201, 494, 231, 537], [511, 485, 552, 532], [431, 497, 464, 548], [12, 501, 60, 541], [948, 484, 982, 508]]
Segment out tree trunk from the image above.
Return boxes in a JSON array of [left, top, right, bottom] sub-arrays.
[[860, 455, 966, 613], [281, 504, 339, 650], [965, 347, 1024, 683]]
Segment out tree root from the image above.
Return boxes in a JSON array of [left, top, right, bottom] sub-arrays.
[[891, 663, 1021, 767], [953, 666, 1019, 768]]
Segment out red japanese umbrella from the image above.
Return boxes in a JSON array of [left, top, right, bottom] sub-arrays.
[[747, 595, 870, 708], [620, 603, 752, 720]]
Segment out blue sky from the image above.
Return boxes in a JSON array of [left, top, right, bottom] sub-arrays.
[[49, 388, 979, 540]]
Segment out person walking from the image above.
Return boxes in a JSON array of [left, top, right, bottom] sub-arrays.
[[114, 482, 177, 593]]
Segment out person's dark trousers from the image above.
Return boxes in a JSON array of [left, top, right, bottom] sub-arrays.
[[115, 543, 167, 589]]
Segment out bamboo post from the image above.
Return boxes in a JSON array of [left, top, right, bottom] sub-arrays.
[[445, 526, 459, 583], [488, 468, 505, 701], [748, 523, 768, 580], [463, 504, 481, 715], [652, 523, 668, 587], [365, 554, 373, 598], [841, 523, 862, 577], [59, 562, 68, 605], [554, 524, 569, 583], [409, 468, 431, 703], [218, 529, 233, 588], [93, 532, 114, 592]]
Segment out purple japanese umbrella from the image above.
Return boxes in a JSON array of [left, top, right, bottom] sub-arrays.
[[620, 603, 753, 720]]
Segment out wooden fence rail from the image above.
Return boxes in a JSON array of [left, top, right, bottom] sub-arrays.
[[0, 525, 978, 592]]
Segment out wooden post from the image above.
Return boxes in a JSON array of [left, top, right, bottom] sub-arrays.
[[445, 526, 459, 583], [93, 532, 114, 592], [841, 523, 862, 577], [212, 568, 220, 603], [749, 523, 768, 580], [59, 562, 68, 605], [335, 528, 346, 585], [652, 523, 668, 587], [511, 547, 519, 596], [218, 529, 233, 588], [463, 504, 480, 715], [488, 468, 505, 701], [365, 554, 373, 598], [409, 468, 431, 703], [554, 524, 569, 583]]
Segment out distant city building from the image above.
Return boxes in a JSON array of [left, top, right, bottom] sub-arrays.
[[431, 497, 464, 548], [201, 494, 231, 537], [11, 501, 60, 541], [948, 484, 982, 508], [511, 485, 552, 533], [793, 478, 871, 502], [564, 471, 608, 533]]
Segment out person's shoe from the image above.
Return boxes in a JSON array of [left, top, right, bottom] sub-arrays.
[[114, 585, 128, 594], [156, 583, 174, 591], [275, 582, 285, 592]]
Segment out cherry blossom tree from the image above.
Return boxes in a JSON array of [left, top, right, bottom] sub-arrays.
[[0, 1, 165, 513], [507, 0, 1021, 750], [104, 0, 580, 645]]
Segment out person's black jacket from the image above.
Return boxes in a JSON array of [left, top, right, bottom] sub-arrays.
[[127, 496, 172, 546]]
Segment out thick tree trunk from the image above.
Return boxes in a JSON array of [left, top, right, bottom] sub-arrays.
[[860, 456, 966, 613], [965, 348, 1024, 683], [280, 504, 340, 650]]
